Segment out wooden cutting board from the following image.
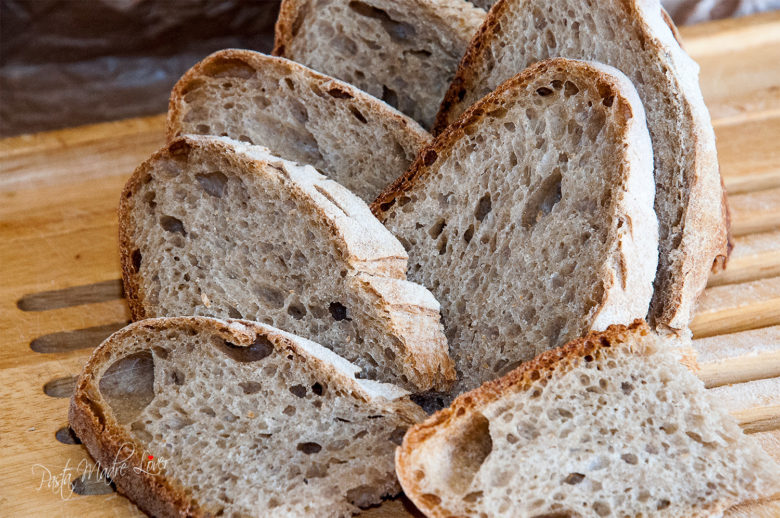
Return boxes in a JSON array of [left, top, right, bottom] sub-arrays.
[[1, 11, 780, 517]]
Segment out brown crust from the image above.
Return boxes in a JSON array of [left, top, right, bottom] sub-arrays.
[[372, 58, 630, 218], [70, 317, 426, 518], [431, 0, 729, 331], [271, 0, 300, 58], [396, 320, 651, 517], [166, 48, 430, 148]]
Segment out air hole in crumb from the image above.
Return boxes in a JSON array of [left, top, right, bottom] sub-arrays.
[[160, 215, 186, 236], [621, 382, 634, 395], [217, 335, 274, 362], [657, 499, 671, 510], [429, 218, 446, 239], [329, 302, 349, 321], [195, 124, 210, 134], [521, 169, 562, 228], [564, 473, 585, 485], [287, 302, 306, 320], [297, 442, 322, 454], [238, 135, 253, 144], [423, 149, 438, 166], [239, 381, 261, 395], [327, 87, 353, 99], [312, 382, 324, 396], [196, 171, 228, 198], [536, 87, 553, 96], [464, 225, 474, 244], [475, 194, 492, 222], [603, 95, 615, 107], [131, 249, 142, 272], [349, 106, 367, 123], [289, 385, 307, 398], [99, 351, 155, 424], [621, 453, 638, 464], [443, 412, 492, 493], [564, 81, 580, 96]]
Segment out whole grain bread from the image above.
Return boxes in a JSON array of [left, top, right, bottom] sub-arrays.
[[119, 135, 454, 392], [436, 0, 730, 331], [167, 49, 431, 202], [373, 58, 658, 396], [272, 0, 486, 130], [69, 316, 427, 517], [396, 320, 780, 518]]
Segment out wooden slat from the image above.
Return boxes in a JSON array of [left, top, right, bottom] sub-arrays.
[[709, 231, 780, 287], [729, 187, 780, 236], [681, 11, 780, 124], [691, 276, 780, 338], [693, 325, 780, 387], [708, 377, 780, 434], [716, 116, 780, 194]]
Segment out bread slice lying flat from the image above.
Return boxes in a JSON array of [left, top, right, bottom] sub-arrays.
[[436, 0, 730, 331], [69, 317, 426, 517], [373, 58, 658, 396], [119, 135, 454, 392], [272, 0, 485, 130], [167, 49, 431, 202], [396, 321, 780, 518]]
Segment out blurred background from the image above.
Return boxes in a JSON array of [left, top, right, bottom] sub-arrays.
[[1, 0, 778, 137]]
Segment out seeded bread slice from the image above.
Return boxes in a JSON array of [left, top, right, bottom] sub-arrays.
[[272, 0, 486, 130], [69, 316, 427, 517], [373, 58, 658, 396], [167, 49, 431, 202], [119, 135, 454, 392], [396, 321, 780, 518], [436, 0, 730, 331]]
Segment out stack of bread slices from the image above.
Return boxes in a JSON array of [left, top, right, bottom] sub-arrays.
[[69, 0, 779, 516]]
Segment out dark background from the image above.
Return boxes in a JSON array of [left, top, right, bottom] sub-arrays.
[[1, 0, 775, 137]]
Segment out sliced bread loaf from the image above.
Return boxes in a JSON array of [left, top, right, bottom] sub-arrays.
[[373, 58, 658, 396], [396, 321, 780, 517], [272, 0, 486, 130], [436, 0, 730, 331], [119, 135, 455, 392], [69, 316, 426, 517], [167, 49, 431, 202]]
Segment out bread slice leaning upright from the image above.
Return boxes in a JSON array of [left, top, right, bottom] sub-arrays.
[[119, 135, 454, 392], [273, 0, 486, 130], [168, 49, 431, 202], [69, 317, 427, 517], [373, 58, 658, 396], [436, 0, 730, 331], [396, 321, 780, 517]]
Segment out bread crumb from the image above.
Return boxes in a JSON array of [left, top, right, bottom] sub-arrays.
[[201, 292, 211, 308]]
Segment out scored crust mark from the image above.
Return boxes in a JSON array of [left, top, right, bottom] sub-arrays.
[[372, 58, 658, 397], [119, 135, 454, 392], [433, 0, 729, 331], [69, 317, 427, 517], [271, 0, 486, 130], [396, 320, 780, 517], [167, 49, 431, 203]]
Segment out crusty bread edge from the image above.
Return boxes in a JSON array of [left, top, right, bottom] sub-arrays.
[[70, 317, 427, 517], [395, 321, 655, 518], [373, 58, 658, 331], [119, 135, 456, 391], [433, 0, 730, 331], [166, 48, 431, 150], [271, 0, 304, 59]]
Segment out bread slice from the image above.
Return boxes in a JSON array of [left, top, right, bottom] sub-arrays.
[[69, 316, 427, 517], [373, 58, 658, 396], [167, 49, 431, 202], [436, 0, 730, 331], [119, 135, 455, 392], [272, 0, 486, 130], [396, 321, 780, 518]]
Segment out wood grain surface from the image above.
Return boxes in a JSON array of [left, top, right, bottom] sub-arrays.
[[1, 12, 779, 517]]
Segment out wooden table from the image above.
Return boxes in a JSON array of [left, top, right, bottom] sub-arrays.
[[2, 11, 780, 517]]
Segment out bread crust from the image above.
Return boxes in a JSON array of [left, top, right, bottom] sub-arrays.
[[373, 58, 658, 352], [70, 317, 427, 518], [166, 49, 430, 150], [432, 0, 730, 331], [119, 136, 455, 391], [396, 320, 652, 517]]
